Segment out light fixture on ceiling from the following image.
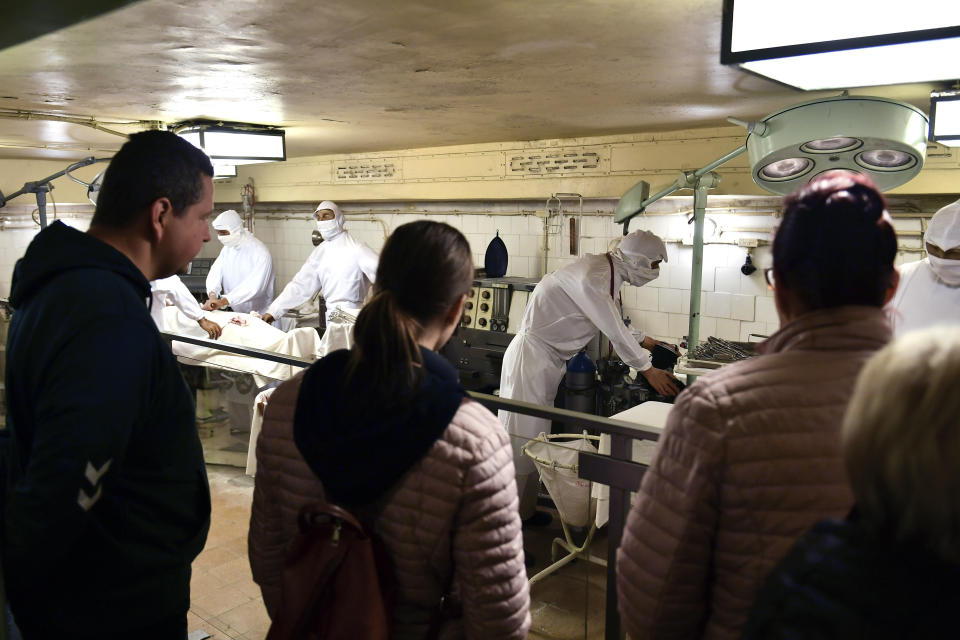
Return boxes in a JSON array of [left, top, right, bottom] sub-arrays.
[[930, 90, 960, 147], [176, 121, 286, 169], [720, 0, 960, 90]]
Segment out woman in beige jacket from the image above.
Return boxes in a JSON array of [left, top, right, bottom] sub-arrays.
[[616, 171, 900, 640], [249, 221, 530, 639]]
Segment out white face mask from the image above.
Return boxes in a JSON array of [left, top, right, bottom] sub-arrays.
[[317, 218, 342, 241], [929, 255, 960, 286], [218, 232, 242, 247], [611, 248, 661, 286], [623, 262, 660, 286]]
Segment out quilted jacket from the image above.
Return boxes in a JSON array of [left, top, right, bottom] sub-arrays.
[[616, 306, 892, 640], [248, 372, 530, 640]]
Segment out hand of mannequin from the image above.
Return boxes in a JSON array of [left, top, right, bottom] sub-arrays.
[[197, 317, 222, 339]]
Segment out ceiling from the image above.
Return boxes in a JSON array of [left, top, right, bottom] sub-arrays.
[[0, 0, 942, 162]]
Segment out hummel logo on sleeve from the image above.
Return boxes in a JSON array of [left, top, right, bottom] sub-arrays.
[[77, 459, 112, 512]]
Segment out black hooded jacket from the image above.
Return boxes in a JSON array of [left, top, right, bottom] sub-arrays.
[[293, 346, 466, 506], [1, 221, 210, 633]]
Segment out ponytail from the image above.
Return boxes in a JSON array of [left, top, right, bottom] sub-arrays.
[[344, 220, 473, 394], [347, 289, 424, 389]]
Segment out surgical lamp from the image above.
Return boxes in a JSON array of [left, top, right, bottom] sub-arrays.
[[0, 156, 111, 227], [616, 94, 928, 353]]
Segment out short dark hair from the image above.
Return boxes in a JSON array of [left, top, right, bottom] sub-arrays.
[[774, 171, 898, 310], [92, 130, 214, 229]]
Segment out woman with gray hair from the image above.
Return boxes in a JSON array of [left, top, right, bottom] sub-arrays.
[[741, 328, 960, 639]]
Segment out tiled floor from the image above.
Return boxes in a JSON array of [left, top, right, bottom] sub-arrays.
[[193, 465, 609, 640], [524, 517, 609, 639], [188, 467, 269, 640]]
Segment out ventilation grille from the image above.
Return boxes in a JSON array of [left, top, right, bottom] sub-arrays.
[[509, 150, 601, 175], [335, 162, 397, 181]]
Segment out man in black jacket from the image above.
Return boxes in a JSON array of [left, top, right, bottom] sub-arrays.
[[1, 130, 214, 639]]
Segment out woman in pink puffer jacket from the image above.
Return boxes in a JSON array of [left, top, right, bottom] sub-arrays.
[[616, 172, 900, 640], [249, 221, 530, 639]]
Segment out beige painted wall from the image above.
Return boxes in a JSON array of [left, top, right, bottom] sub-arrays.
[[2, 125, 957, 207], [216, 125, 960, 203]]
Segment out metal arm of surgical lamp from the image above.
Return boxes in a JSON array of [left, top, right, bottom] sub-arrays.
[[0, 156, 111, 227], [615, 128, 753, 356]]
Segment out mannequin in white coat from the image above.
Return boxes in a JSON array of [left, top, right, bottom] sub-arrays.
[[890, 198, 960, 336], [151, 275, 222, 339], [499, 229, 681, 518], [203, 209, 275, 314], [262, 201, 379, 325]]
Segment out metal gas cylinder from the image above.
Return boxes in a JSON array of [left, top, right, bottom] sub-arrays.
[[563, 350, 597, 415]]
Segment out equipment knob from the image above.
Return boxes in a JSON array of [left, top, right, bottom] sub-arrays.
[[480, 303, 489, 312], [462, 315, 471, 325], [465, 301, 474, 310], [481, 290, 491, 299], [478, 318, 487, 327]]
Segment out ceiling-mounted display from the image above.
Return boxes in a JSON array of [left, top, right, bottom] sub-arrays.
[[176, 122, 286, 165], [930, 91, 960, 148], [721, 0, 960, 90]]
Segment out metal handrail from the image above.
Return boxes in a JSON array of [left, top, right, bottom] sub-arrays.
[[159, 331, 314, 368], [161, 331, 654, 639]]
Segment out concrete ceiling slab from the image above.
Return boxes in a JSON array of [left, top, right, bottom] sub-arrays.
[[0, 0, 941, 160]]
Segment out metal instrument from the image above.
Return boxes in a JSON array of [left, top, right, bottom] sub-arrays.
[[688, 336, 756, 363]]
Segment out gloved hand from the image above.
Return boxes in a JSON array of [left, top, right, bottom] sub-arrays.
[[640, 366, 682, 397], [197, 317, 222, 339]]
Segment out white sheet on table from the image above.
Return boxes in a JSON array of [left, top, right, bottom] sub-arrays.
[[592, 401, 672, 528], [245, 387, 275, 476], [161, 307, 322, 384], [244, 310, 358, 476]]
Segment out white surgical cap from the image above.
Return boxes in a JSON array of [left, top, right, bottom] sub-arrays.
[[212, 209, 244, 234], [926, 199, 960, 251], [618, 230, 668, 266]]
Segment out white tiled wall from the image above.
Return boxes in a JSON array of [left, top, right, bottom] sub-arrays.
[[245, 202, 780, 346], [0, 200, 936, 347]]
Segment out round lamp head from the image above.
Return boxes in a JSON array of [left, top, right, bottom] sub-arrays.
[[86, 169, 106, 205], [746, 96, 928, 195]]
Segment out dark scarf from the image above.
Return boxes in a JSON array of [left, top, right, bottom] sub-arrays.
[[293, 346, 466, 505]]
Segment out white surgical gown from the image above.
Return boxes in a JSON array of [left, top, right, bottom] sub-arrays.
[[498, 253, 653, 476], [206, 234, 275, 314], [889, 259, 960, 336], [266, 231, 378, 322], [150, 275, 204, 327]]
